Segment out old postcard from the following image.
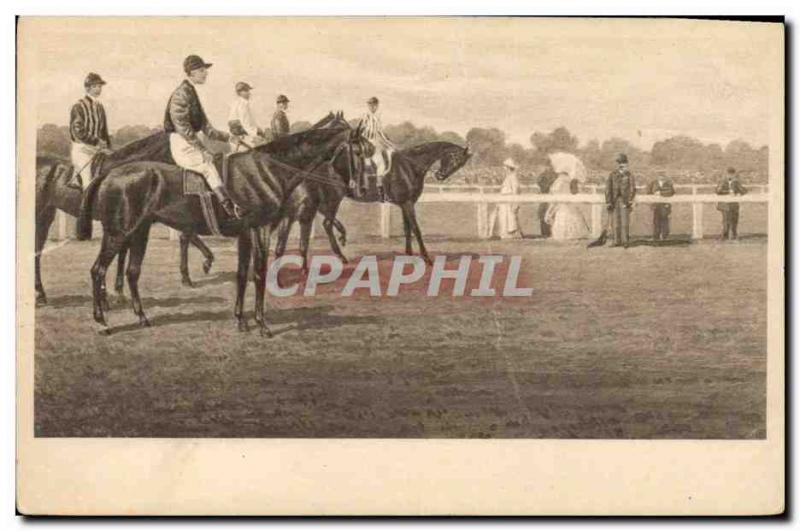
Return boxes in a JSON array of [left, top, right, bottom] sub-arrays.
[[16, 16, 784, 515]]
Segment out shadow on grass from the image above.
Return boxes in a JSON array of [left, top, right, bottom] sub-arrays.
[[45, 293, 227, 310], [103, 304, 384, 336]]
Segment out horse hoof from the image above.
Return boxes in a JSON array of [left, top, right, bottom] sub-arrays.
[[237, 320, 249, 333], [139, 316, 151, 327], [339, 237, 347, 246], [97, 328, 112, 336], [259, 326, 273, 338], [203, 260, 213, 275], [93, 314, 107, 327], [182, 277, 194, 288], [36, 293, 47, 306]]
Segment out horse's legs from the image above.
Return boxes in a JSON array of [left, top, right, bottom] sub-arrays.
[[298, 219, 314, 273], [322, 217, 347, 264], [251, 227, 273, 338], [125, 224, 152, 327], [331, 217, 347, 247], [34, 206, 56, 305], [189, 234, 214, 275], [403, 203, 432, 265], [401, 208, 413, 255], [114, 243, 128, 303], [274, 217, 292, 259], [234, 230, 252, 332], [90, 232, 121, 328], [179, 233, 193, 287]]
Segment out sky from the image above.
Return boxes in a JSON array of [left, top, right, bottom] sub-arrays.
[[24, 17, 781, 150]]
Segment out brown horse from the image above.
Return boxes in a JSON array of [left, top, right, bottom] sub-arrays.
[[35, 134, 214, 305], [88, 123, 366, 336], [274, 141, 472, 269]]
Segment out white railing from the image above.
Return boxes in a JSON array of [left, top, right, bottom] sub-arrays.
[[410, 192, 770, 240], [49, 188, 770, 242]]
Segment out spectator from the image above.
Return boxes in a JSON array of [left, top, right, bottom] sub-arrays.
[[647, 170, 675, 241], [716, 167, 748, 241]]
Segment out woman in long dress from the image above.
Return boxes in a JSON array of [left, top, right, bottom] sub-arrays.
[[545, 172, 590, 240], [487, 158, 522, 239]]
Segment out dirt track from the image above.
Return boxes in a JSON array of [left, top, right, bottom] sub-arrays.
[[34, 235, 767, 438]]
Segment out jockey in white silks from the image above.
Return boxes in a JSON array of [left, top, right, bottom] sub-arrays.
[[487, 158, 522, 239], [359, 97, 395, 199], [227, 81, 267, 152]]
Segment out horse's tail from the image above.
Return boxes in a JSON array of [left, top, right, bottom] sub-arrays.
[[75, 171, 105, 241]]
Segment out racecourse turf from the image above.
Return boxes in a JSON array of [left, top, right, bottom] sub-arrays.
[[34, 234, 767, 438]]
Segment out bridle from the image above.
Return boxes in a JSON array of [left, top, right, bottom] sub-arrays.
[[234, 134, 359, 190]]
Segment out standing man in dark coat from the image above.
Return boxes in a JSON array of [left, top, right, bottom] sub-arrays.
[[647, 170, 675, 241], [164, 54, 237, 217], [69, 72, 112, 187], [271, 94, 291, 139], [716, 167, 748, 240], [605, 153, 636, 248], [536, 164, 558, 238]]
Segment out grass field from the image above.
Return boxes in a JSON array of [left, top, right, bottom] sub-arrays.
[[34, 234, 767, 438]]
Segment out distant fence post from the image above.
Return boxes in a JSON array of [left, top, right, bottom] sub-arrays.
[[692, 203, 704, 240], [168, 228, 178, 241], [57, 211, 68, 240], [590, 204, 603, 238], [380, 203, 391, 238]]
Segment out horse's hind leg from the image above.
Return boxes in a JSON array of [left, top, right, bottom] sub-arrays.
[[113, 243, 128, 304], [189, 234, 214, 275], [235, 229, 253, 332], [35, 206, 56, 305], [251, 226, 273, 338], [331, 217, 347, 247], [274, 217, 292, 259], [91, 232, 122, 329], [401, 208, 413, 255], [322, 217, 347, 264], [126, 224, 152, 327], [179, 233, 193, 287]]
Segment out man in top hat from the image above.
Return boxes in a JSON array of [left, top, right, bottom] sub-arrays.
[[605, 153, 636, 247], [164, 54, 237, 217], [715, 167, 748, 240], [647, 169, 675, 241], [271, 94, 291, 139], [69, 72, 113, 188], [228, 81, 266, 152], [359, 96, 396, 200]]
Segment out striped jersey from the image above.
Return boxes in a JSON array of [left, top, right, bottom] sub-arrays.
[[69, 95, 111, 147]]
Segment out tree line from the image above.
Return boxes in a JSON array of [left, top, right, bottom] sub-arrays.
[[37, 121, 768, 183]]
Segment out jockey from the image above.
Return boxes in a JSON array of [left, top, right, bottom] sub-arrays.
[[359, 96, 395, 200], [227, 81, 267, 152], [69, 72, 112, 188], [164, 54, 238, 218], [271, 94, 291, 139]]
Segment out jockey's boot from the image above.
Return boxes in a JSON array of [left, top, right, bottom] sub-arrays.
[[214, 186, 240, 219]]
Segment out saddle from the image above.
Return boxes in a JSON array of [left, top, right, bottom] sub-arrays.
[[181, 153, 233, 236]]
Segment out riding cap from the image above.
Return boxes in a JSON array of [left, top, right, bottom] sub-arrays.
[[235, 81, 253, 93], [84, 72, 106, 88], [616, 153, 629, 164], [183, 55, 213, 74], [367, 96, 379, 104], [503, 158, 518, 170], [276, 94, 290, 104], [727, 167, 737, 174]]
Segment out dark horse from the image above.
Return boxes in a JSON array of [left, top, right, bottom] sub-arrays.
[[88, 124, 366, 336], [274, 141, 472, 269], [35, 133, 214, 305]]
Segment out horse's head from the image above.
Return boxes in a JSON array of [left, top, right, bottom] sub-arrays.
[[435, 144, 472, 181]]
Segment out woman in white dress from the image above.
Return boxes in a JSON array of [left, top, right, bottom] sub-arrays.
[[545, 172, 590, 240], [487, 158, 522, 239]]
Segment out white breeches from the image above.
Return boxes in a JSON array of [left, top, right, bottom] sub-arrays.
[[169, 133, 223, 189], [70, 142, 100, 182]]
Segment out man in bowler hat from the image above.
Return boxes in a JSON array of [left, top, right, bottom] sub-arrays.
[[716, 167, 748, 240], [271, 94, 291, 139], [647, 170, 675, 241], [605, 153, 636, 247]]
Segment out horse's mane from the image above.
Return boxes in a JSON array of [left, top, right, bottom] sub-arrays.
[[255, 125, 349, 157], [107, 131, 170, 163]]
